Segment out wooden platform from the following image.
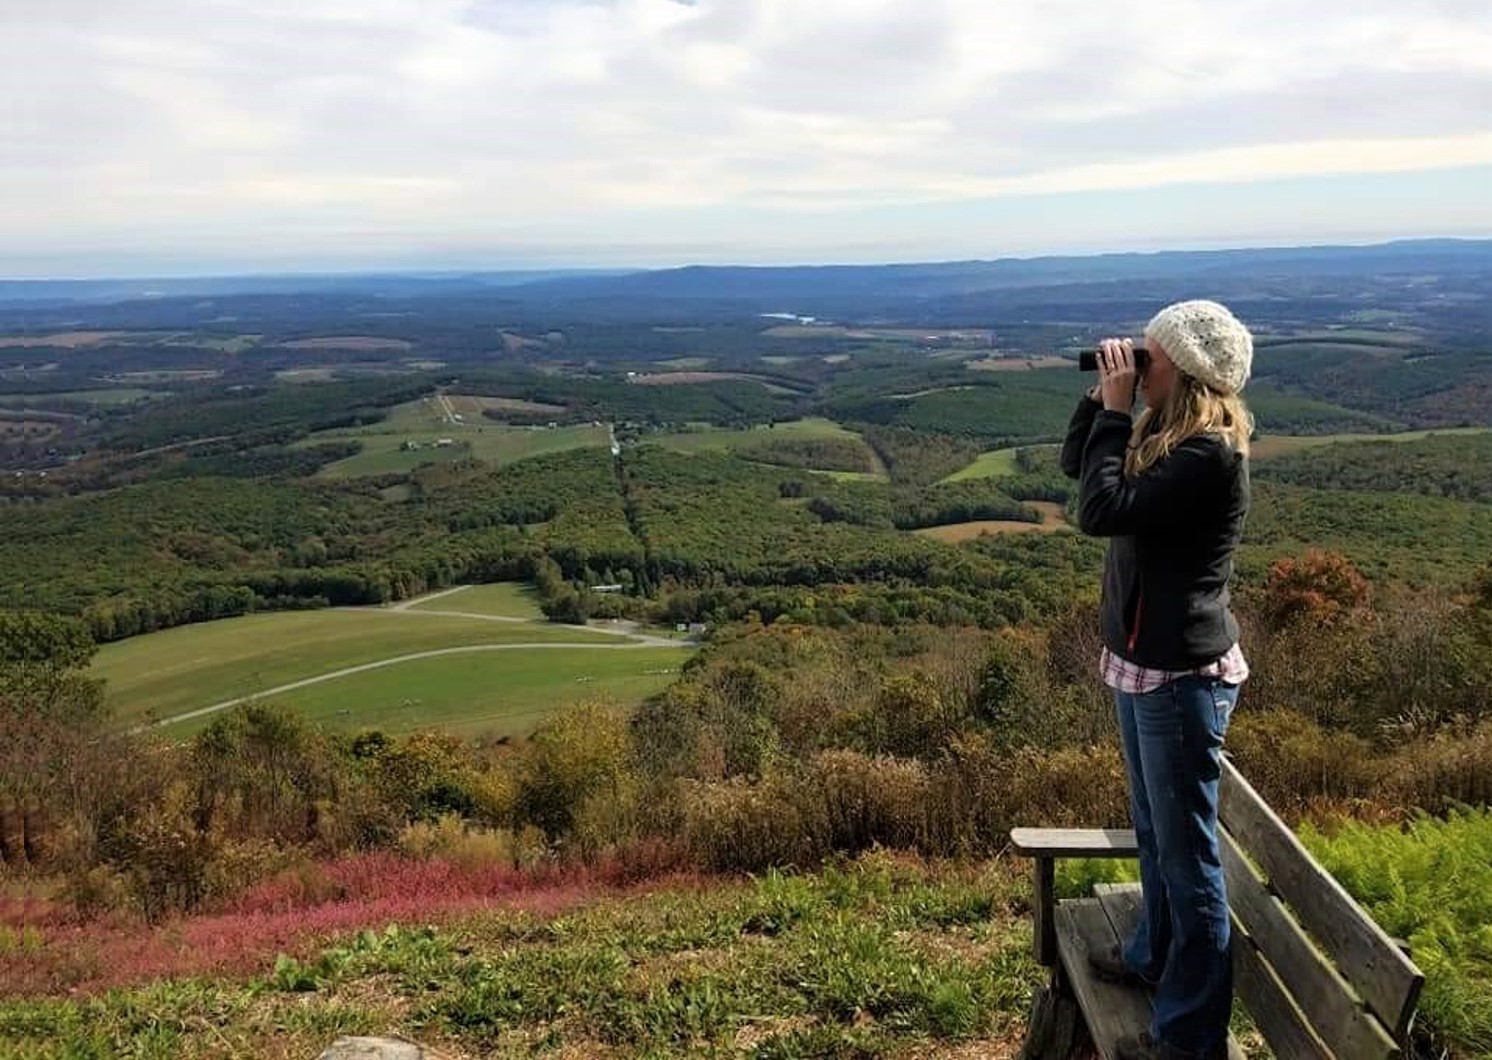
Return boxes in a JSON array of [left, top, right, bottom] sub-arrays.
[[1053, 882, 1245, 1060]]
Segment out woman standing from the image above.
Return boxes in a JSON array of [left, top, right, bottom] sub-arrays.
[[1060, 300, 1254, 1060]]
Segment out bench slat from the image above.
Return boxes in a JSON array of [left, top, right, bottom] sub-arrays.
[[1010, 828, 1139, 857], [1093, 881, 1144, 939], [1222, 830, 1400, 1060], [1233, 922, 1336, 1060], [1054, 898, 1157, 1060], [1093, 883, 1246, 1060], [1219, 759, 1423, 1039]]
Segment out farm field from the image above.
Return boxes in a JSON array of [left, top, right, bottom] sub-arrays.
[[447, 394, 567, 417], [652, 417, 888, 477], [1250, 427, 1492, 460], [914, 502, 1069, 542], [650, 417, 860, 453], [91, 606, 621, 726], [300, 396, 609, 477], [408, 582, 546, 620], [940, 446, 1032, 482], [217, 643, 693, 737]]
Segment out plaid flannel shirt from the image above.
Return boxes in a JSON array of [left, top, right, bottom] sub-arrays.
[[1099, 641, 1249, 694]]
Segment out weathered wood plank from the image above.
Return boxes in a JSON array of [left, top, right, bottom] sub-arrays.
[[1034, 857, 1056, 966], [1221, 830, 1400, 1060], [1011, 828, 1139, 857], [1219, 759, 1423, 1039], [1093, 884, 1247, 1060], [1054, 899, 1154, 1060], [1233, 923, 1336, 1060], [1094, 881, 1144, 944]]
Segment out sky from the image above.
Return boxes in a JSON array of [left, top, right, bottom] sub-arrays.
[[5, 0, 1492, 277]]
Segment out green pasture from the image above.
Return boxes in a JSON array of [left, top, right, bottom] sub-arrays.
[[408, 583, 546, 620], [92, 608, 615, 725], [941, 446, 1030, 482], [652, 417, 887, 477], [199, 645, 694, 737], [300, 397, 609, 477], [1251, 427, 1492, 461], [651, 416, 860, 453]]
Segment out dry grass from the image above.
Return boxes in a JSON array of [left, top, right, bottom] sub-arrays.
[[914, 503, 1069, 542]]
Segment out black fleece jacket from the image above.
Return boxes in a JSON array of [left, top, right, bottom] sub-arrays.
[[1061, 394, 1250, 670]]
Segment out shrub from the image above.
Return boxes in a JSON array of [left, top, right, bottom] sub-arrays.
[[1383, 720, 1492, 811], [1301, 809, 1492, 1058], [396, 814, 548, 871], [1259, 550, 1371, 631], [518, 701, 632, 841], [809, 750, 931, 854], [1226, 709, 1379, 815], [679, 773, 826, 872]]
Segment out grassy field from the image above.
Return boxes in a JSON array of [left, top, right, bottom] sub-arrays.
[[913, 502, 1069, 542], [300, 397, 609, 477], [653, 418, 888, 478], [652, 417, 859, 454], [940, 447, 1030, 483], [408, 582, 548, 620], [1250, 427, 1492, 460], [226, 644, 693, 737], [92, 608, 619, 726]]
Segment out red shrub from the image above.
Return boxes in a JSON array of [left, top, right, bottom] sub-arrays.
[[0, 850, 700, 997]]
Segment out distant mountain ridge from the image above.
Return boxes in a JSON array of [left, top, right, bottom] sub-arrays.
[[3, 239, 1488, 307], [500, 239, 1492, 303]]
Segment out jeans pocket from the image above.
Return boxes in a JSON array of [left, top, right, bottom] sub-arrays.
[[1209, 681, 1238, 737]]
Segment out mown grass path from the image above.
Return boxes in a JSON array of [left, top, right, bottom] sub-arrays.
[[95, 586, 695, 736]]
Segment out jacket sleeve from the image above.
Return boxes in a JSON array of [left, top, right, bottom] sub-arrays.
[[1059, 394, 1104, 479], [1078, 411, 1225, 537]]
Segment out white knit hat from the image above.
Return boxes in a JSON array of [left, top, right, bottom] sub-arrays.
[[1143, 300, 1253, 395]]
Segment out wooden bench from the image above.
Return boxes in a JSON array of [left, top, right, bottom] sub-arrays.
[[1010, 758, 1424, 1059]]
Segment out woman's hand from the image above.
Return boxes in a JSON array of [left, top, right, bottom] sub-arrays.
[[1097, 338, 1137, 413]]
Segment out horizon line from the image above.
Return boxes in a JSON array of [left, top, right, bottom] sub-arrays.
[[2, 234, 1490, 285]]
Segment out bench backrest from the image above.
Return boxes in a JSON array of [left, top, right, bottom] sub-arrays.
[[1218, 758, 1423, 1059]]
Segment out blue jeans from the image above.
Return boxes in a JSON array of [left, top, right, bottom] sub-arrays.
[[1114, 674, 1239, 1059]]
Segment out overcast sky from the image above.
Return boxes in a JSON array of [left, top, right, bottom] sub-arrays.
[[6, 0, 1492, 276]]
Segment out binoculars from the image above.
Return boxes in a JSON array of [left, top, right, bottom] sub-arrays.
[[1078, 346, 1149, 372]]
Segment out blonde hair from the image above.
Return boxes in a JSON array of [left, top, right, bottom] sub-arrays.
[[1125, 372, 1252, 477]]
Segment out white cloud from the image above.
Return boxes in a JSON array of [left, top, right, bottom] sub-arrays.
[[1, 0, 1490, 272]]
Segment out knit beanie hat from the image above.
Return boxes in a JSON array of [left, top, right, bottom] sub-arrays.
[[1143, 300, 1253, 395]]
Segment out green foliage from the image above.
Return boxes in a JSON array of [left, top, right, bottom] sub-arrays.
[[733, 434, 878, 474], [835, 370, 1083, 445], [1257, 431, 1492, 502], [1244, 382, 1401, 434], [859, 425, 982, 486], [1300, 811, 1492, 1057], [517, 700, 632, 840], [0, 611, 96, 671], [102, 376, 435, 452], [1242, 481, 1492, 587]]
